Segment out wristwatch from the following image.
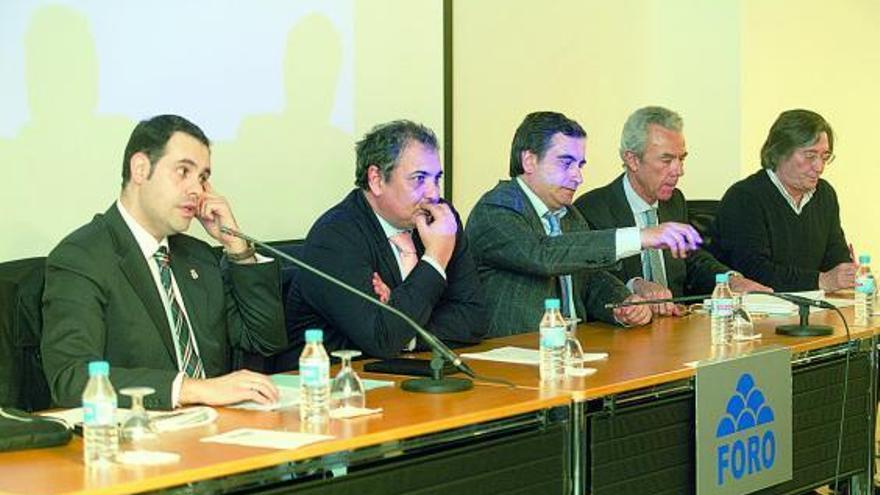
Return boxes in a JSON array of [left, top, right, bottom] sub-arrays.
[[225, 242, 256, 262]]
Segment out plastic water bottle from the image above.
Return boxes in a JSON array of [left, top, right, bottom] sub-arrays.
[[82, 361, 118, 466], [539, 299, 566, 381], [855, 254, 875, 326], [299, 329, 330, 424], [711, 273, 734, 346]]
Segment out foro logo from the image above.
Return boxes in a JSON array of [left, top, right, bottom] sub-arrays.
[[715, 373, 776, 485]]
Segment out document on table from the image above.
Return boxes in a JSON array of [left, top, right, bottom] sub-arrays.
[[461, 346, 608, 366], [742, 290, 832, 315], [201, 428, 333, 450], [41, 406, 217, 431], [229, 373, 394, 411]]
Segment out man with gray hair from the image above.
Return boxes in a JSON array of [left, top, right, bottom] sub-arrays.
[[575, 106, 768, 315], [280, 120, 486, 365], [712, 109, 853, 292]]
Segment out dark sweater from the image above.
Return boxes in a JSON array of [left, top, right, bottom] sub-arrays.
[[710, 170, 850, 291]]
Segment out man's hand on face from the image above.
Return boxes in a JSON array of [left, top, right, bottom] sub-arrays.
[[640, 222, 702, 258], [197, 181, 250, 254], [612, 294, 653, 326], [414, 201, 457, 269]]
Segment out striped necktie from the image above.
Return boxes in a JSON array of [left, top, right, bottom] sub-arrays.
[[152, 247, 205, 378], [544, 211, 575, 319]]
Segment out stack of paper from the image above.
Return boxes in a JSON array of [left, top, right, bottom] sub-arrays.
[[461, 346, 608, 366], [742, 290, 825, 315]]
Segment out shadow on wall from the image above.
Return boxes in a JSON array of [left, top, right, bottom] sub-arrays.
[[213, 13, 354, 237], [0, 5, 133, 255]]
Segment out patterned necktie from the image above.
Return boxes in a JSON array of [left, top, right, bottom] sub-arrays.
[[389, 231, 418, 279], [544, 211, 574, 318], [152, 247, 205, 378], [643, 208, 668, 288]]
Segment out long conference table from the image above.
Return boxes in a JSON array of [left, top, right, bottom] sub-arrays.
[[0, 305, 875, 495]]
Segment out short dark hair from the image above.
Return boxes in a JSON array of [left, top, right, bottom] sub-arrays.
[[760, 109, 834, 171], [509, 111, 586, 177], [121, 114, 210, 187], [354, 120, 438, 189]]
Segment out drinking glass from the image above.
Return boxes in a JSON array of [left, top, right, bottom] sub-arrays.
[[330, 350, 366, 411], [563, 317, 589, 377], [732, 293, 758, 341], [119, 387, 157, 445]]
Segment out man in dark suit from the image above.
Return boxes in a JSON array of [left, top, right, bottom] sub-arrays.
[[41, 115, 286, 409], [466, 111, 703, 336], [576, 106, 768, 315], [282, 120, 486, 363]]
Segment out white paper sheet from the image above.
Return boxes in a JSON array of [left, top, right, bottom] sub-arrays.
[[461, 346, 608, 366], [742, 290, 826, 315], [200, 428, 332, 450]]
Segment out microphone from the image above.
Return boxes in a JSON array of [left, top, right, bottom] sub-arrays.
[[220, 225, 479, 393], [748, 291, 834, 337], [604, 293, 709, 309]]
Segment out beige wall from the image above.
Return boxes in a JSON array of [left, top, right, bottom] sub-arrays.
[[454, 0, 880, 260]]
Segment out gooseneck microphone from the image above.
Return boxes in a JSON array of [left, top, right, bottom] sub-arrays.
[[220, 226, 497, 393], [747, 291, 835, 336], [603, 293, 709, 309]]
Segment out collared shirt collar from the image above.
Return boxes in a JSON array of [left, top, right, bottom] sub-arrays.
[[116, 199, 169, 259], [622, 173, 657, 218], [516, 176, 567, 234], [765, 169, 813, 214], [373, 212, 409, 240]]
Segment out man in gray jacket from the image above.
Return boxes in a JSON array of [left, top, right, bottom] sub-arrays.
[[466, 111, 702, 336]]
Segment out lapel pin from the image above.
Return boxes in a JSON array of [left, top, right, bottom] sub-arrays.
[[190, 269, 199, 280]]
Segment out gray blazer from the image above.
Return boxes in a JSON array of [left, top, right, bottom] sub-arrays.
[[465, 180, 631, 337]]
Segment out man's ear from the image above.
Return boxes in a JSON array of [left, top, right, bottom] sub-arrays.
[[129, 152, 151, 184], [366, 165, 384, 195], [521, 150, 538, 175], [622, 150, 640, 173]]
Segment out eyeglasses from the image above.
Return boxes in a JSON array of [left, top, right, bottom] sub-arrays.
[[799, 150, 835, 166]]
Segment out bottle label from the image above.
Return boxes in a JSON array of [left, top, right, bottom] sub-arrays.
[[712, 298, 733, 317], [856, 276, 875, 295], [82, 399, 116, 426], [540, 326, 566, 348], [300, 361, 329, 387]]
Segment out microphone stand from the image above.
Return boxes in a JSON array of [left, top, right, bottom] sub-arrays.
[[220, 226, 474, 393], [749, 291, 834, 337]]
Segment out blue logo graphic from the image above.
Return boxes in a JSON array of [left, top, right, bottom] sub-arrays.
[[716, 373, 775, 438], [715, 373, 777, 485]]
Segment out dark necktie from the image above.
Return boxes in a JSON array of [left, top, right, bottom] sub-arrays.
[[152, 247, 205, 379], [545, 211, 574, 318]]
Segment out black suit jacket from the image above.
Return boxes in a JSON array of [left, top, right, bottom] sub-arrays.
[[283, 190, 487, 363], [41, 204, 286, 409], [575, 174, 728, 297]]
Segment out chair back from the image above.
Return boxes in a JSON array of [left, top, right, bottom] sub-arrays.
[[0, 257, 51, 411]]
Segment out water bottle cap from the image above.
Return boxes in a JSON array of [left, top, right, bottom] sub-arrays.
[[304, 328, 324, 343], [544, 298, 561, 310], [715, 273, 729, 283], [859, 254, 871, 264], [88, 361, 109, 376]]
